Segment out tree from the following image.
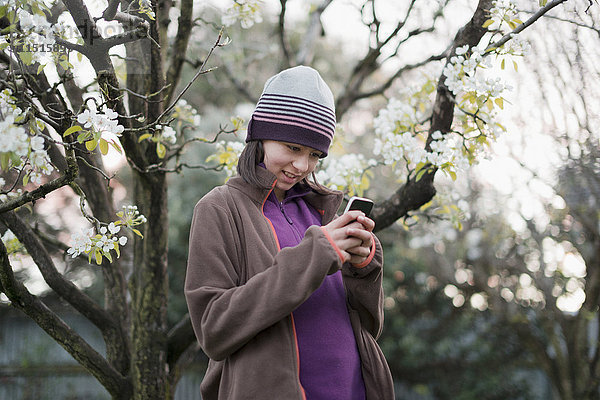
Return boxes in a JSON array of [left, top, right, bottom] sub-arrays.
[[387, 4, 600, 397], [0, 0, 586, 398]]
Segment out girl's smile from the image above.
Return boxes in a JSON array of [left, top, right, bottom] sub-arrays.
[[262, 140, 322, 201]]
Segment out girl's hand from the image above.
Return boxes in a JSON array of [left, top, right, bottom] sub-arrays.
[[322, 212, 375, 263], [346, 215, 375, 265], [322, 211, 365, 262]]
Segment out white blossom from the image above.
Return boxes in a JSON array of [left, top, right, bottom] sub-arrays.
[[161, 126, 177, 144], [316, 153, 375, 193], [222, 0, 263, 29], [76, 104, 124, 136], [108, 222, 120, 234], [67, 228, 94, 258]]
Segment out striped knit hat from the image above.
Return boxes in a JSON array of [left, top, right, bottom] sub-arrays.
[[246, 66, 336, 157]]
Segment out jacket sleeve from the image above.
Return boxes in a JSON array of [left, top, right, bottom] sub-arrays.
[[184, 198, 342, 361], [341, 233, 385, 339]]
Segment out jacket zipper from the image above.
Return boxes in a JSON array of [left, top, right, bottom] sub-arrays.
[[261, 180, 306, 400], [279, 201, 294, 224]]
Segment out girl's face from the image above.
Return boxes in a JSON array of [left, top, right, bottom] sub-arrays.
[[262, 140, 322, 201]]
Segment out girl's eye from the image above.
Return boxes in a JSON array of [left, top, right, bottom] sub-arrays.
[[311, 152, 321, 159], [288, 145, 300, 151]]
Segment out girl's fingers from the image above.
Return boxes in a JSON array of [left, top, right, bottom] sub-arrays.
[[356, 215, 375, 232], [347, 245, 370, 258], [339, 236, 362, 251], [329, 211, 365, 229], [346, 228, 372, 246]]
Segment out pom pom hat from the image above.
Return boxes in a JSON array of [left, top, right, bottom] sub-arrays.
[[246, 66, 336, 157]]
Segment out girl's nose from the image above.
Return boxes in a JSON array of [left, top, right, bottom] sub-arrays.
[[292, 154, 309, 172]]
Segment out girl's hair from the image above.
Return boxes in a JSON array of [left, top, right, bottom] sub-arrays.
[[237, 140, 334, 195]]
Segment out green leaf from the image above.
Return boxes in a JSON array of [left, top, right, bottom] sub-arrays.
[[77, 131, 91, 143], [109, 140, 123, 154], [132, 228, 144, 238], [19, 52, 33, 65], [99, 138, 109, 155], [500, 58, 505, 70], [86, 139, 98, 151], [513, 60, 518, 71], [22, 174, 29, 186], [138, 133, 153, 143], [103, 250, 113, 263], [64, 125, 84, 137], [94, 249, 102, 265], [0, 153, 9, 171], [156, 142, 166, 158], [416, 168, 427, 182], [37, 64, 45, 75], [482, 19, 494, 28], [448, 170, 457, 181], [495, 98, 504, 109]]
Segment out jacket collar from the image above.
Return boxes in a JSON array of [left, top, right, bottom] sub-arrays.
[[226, 165, 344, 224]]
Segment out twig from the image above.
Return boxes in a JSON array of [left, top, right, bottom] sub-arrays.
[[155, 28, 225, 125], [486, 0, 569, 53]]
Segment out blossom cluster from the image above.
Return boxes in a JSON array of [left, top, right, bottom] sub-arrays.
[[72, 102, 124, 155], [485, 0, 519, 31], [502, 33, 532, 58], [77, 103, 124, 137], [0, 89, 54, 185], [315, 154, 376, 196], [0, 0, 71, 68], [442, 45, 513, 97], [207, 140, 245, 179], [222, 0, 263, 29], [67, 206, 147, 265], [116, 205, 147, 238], [161, 126, 177, 145], [13, 6, 57, 65], [67, 223, 128, 263], [171, 99, 202, 131]]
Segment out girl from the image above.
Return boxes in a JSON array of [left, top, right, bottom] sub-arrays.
[[185, 66, 394, 400]]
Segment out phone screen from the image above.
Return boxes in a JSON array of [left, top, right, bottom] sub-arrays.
[[344, 197, 374, 217]]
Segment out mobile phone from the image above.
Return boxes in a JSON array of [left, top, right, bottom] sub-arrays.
[[343, 196, 374, 217]]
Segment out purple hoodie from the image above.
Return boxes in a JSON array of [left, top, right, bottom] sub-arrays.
[[263, 185, 366, 400]]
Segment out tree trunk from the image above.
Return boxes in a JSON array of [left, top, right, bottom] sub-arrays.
[[130, 172, 170, 400]]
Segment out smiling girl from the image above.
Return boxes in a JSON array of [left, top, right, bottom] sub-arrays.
[[185, 66, 394, 400]]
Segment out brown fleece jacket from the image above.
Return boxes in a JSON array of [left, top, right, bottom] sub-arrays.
[[185, 167, 394, 400]]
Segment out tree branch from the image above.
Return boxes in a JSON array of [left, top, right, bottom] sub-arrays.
[[165, 0, 194, 103], [278, 0, 293, 68], [156, 29, 224, 127], [486, 0, 570, 52], [353, 51, 447, 102], [297, 0, 333, 65], [0, 155, 78, 214], [0, 241, 131, 398], [373, 0, 494, 230], [167, 314, 197, 370], [0, 210, 119, 334]]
